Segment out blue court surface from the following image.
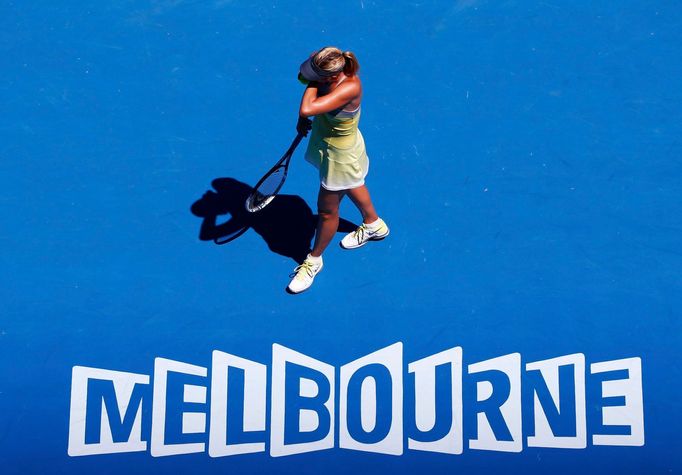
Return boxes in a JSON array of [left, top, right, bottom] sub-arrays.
[[2, 1, 681, 474]]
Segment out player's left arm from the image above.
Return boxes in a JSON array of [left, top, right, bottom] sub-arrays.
[[299, 81, 360, 117]]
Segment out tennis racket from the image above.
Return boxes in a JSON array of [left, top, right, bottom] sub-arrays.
[[245, 133, 305, 212]]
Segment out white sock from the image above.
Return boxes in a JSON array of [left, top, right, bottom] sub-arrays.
[[307, 254, 322, 264], [364, 217, 383, 230]]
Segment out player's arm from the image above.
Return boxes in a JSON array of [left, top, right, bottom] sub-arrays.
[[299, 81, 359, 117]]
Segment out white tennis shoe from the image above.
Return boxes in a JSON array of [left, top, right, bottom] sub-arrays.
[[340, 218, 390, 250], [287, 254, 323, 294]]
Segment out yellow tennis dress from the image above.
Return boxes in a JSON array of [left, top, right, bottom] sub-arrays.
[[304, 107, 369, 191]]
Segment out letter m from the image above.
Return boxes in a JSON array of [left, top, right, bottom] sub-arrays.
[[68, 366, 149, 456]]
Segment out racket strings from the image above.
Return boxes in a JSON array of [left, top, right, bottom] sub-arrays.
[[245, 134, 303, 213], [246, 165, 286, 212]]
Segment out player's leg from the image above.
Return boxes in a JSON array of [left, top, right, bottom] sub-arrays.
[[341, 184, 389, 250], [311, 186, 343, 256], [287, 186, 342, 294], [346, 184, 378, 224]]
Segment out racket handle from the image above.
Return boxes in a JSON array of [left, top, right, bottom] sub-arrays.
[[286, 133, 305, 157]]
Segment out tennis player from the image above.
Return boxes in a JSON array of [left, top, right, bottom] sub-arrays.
[[288, 47, 389, 294]]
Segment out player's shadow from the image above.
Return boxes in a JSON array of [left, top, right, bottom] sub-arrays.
[[191, 178, 357, 264]]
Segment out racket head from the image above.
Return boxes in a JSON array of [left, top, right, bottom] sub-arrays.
[[245, 191, 277, 212], [245, 164, 288, 212], [244, 133, 304, 213]]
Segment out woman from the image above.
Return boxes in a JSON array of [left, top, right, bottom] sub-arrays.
[[287, 47, 389, 294]]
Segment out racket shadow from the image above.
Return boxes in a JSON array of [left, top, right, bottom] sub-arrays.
[[190, 177, 357, 264]]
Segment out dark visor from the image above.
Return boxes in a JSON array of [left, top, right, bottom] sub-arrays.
[[299, 54, 343, 82]]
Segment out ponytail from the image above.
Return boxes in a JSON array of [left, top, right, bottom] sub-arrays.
[[342, 51, 360, 76]]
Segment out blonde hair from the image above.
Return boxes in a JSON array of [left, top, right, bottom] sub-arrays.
[[314, 47, 360, 77]]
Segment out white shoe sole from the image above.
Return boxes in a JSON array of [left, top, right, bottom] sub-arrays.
[[340, 229, 390, 250]]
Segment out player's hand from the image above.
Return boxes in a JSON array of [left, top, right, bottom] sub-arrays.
[[298, 72, 310, 85], [297, 117, 312, 137]]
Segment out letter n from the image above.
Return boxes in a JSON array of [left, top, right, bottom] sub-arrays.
[[526, 353, 586, 448]]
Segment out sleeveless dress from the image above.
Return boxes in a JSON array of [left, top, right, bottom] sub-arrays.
[[304, 106, 369, 191]]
